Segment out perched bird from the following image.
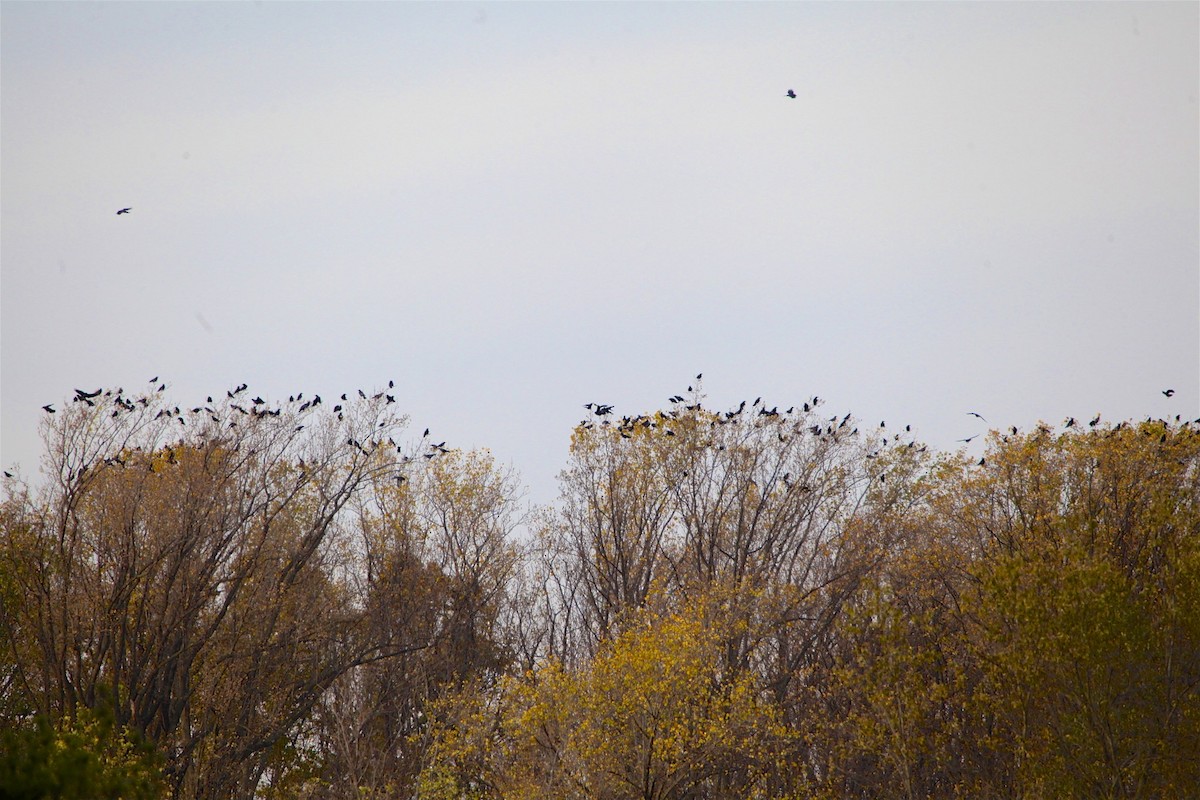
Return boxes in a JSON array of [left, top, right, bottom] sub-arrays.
[[116, 208, 132, 215], [786, 89, 796, 98], [1163, 389, 1175, 397]]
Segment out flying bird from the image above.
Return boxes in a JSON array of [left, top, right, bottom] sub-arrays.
[[1163, 389, 1175, 397], [116, 208, 132, 215], [42, 404, 55, 413], [967, 411, 988, 422], [786, 89, 796, 98]]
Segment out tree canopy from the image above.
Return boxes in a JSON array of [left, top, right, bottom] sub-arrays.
[[2, 384, 1196, 798]]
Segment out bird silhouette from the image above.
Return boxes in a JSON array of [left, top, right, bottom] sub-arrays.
[[74, 388, 102, 400], [967, 411, 987, 422], [1163, 389, 1175, 397], [116, 208, 131, 215], [957, 434, 979, 443], [42, 404, 55, 413], [786, 89, 796, 98]]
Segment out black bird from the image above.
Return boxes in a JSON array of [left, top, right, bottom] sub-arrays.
[[149, 376, 158, 383], [967, 411, 988, 422], [3, 471, 12, 479], [1065, 417, 1077, 428], [1163, 389, 1175, 397], [42, 404, 55, 413], [74, 388, 102, 400], [786, 89, 796, 98], [116, 208, 132, 215], [957, 434, 979, 443], [1089, 414, 1101, 427]]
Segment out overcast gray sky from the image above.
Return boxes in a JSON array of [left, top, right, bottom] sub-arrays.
[[3, 1, 1197, 507]]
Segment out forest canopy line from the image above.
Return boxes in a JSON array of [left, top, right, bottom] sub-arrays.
[[1, 382, 1197, 799]]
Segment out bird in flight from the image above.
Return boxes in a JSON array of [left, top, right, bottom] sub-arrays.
[[786, 89, 796, 98], [116, 208, 132, 215], [1163, 389, 1175, 397], [967, 411, 987, 422]]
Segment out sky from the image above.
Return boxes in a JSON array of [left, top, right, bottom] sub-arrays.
[[3, 1, 1197, 508]]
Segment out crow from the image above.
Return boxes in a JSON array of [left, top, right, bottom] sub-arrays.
[[74, 388, 102, 400], [116, 208, 132, 215], [42, 404, 55, 413], [786, 89, 796, 98], [967, 411, 988, 422], [1163, 389, 1175, 397], [957, 434, 979, 443]]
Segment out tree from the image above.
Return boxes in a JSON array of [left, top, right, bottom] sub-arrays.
[[0, 384, 428, 799], [419, 595, 786, 800]]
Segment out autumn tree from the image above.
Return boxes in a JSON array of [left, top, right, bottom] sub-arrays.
[[310, 448, 525, 798], [0, 384, 432, 799]]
